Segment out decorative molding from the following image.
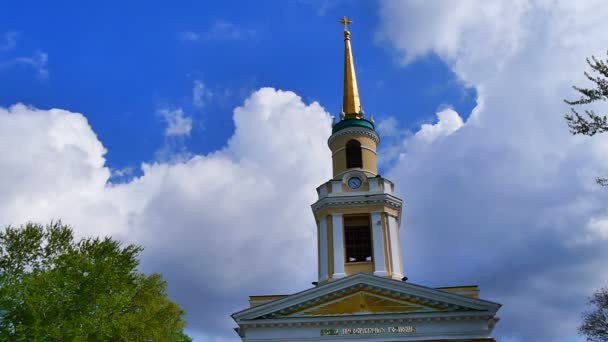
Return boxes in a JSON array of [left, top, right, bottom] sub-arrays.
[[233, 273, 501, 322], [328, 127, 380, 147], [239, 313, 497, 329], [312, 193, 403, 213]]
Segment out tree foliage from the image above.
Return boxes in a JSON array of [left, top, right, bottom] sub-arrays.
[[579, 287, 608, 342], [564, 51, 608, 186], [0, 222, 192, 341]]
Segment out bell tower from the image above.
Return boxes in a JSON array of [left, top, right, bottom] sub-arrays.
[[234, 19, 501, 340], [311, 17, 404, 284]]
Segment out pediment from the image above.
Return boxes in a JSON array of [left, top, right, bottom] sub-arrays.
[[289, 289, 443, 316], [232, 273, 501, 322]]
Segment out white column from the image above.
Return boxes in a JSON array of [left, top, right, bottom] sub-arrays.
[[387, 215, 403, 278], [332, 213, 346, 279], [371, 212, 388, 277], [318, 217, 329, 282]]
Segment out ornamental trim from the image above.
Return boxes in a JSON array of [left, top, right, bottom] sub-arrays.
[[328, 127, 380, 146], [311, 195, 402, 213], [240, 314, 497, 329]]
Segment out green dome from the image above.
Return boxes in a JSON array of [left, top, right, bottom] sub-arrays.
[[332, 118, 375, 134]]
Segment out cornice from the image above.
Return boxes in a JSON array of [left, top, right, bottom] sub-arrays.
[[328, 127, 380, 146], [311, 193, 402, 213], [238, 312, 498, 328], [257, 282, 459, 320], [233, 274, 501, 322]]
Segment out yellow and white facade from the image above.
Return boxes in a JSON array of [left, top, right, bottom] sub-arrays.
[[232, 18, 501, 341]]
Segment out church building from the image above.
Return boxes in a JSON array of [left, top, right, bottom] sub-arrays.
[[232, 17, 501, 341]]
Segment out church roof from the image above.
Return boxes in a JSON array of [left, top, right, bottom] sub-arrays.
[[332, 118, 375, 134], [232, 273, 501, 323]]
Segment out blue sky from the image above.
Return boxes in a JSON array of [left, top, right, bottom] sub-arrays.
[[2, 1, 608, 341], [1, 0, 474, 177]]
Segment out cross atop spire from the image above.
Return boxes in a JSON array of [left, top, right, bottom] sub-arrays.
[[339, 16, 352, 31], [339, 16, 362, 119]]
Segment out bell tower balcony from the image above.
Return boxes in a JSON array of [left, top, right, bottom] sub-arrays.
[[311, 172, 404, 285]]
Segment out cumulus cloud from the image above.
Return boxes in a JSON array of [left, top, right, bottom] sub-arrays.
[[0, 88, 332, 340], [376, 116, 401, 138], [376, 110, 464, 169], [377, 0, 531, 68], [378, 1, 608, 341], [0, 104, 117, 236], [411, 108, 464, 145]]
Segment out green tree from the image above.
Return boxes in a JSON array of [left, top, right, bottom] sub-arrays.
[[0, 222, 192, 341], [579, 287, 608, 342], [565, 50, 608, 186]]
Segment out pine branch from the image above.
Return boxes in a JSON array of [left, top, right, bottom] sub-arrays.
[[566, 54, 608, 106], [565, 51, 608, 188], [564, 108, 608, 136]]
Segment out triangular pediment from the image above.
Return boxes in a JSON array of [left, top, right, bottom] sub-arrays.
[[289, 289, 442, 316], [232, 273, 501, 322]]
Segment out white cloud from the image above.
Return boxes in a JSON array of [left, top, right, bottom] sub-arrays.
[[378, 1, 608, 341], [376, 116, 401, 138], [412, 108, 464, 145], [376, 109, 464, 168], [192, 80, 211, 108], [582, 215, 608, 242], [159, 108, 192, 137], [156, 107, 194, 162], [376, 0, 531, 68], [0, 32, 48, 79], [0, 103, 116, 236], [111, 166, 134, 178], [0, 50, 49, 79], [0, 87, 332, 338], [110, 166, 134, 182]]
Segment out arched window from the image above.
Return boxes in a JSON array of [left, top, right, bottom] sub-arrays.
[[345, 140, 363, 168]]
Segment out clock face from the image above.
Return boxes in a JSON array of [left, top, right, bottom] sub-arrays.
[[348, 177, 362, 189]]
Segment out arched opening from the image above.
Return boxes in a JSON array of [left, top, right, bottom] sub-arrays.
[[345, 140, 362, 168], [344, 215, 372, 263]]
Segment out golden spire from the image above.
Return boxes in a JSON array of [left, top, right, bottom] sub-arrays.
[[339, 16, 362, 120]]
